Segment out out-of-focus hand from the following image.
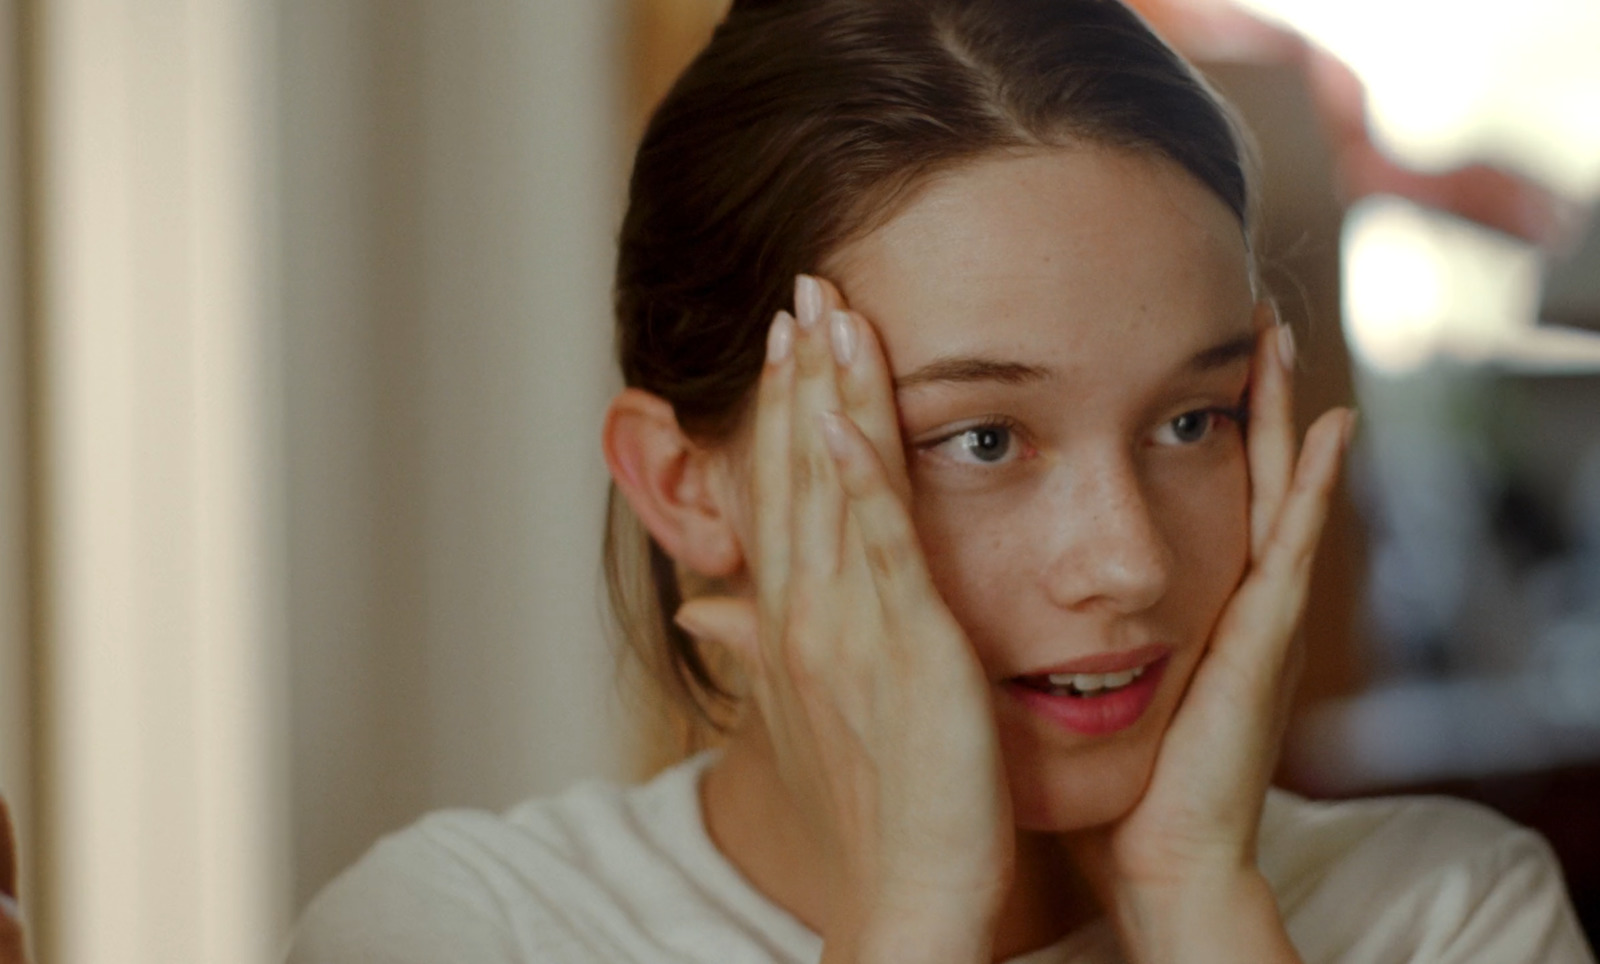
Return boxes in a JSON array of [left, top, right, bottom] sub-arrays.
[[675, 276, 1010, 964], [1070, 308, 1353, 964], [0, 795, 31, 964]]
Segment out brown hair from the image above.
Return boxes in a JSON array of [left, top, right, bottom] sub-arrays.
[[607, 0, 1254, 726]]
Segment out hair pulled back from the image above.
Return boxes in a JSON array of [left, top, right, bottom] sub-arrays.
[[607, 0, 1253, 725]]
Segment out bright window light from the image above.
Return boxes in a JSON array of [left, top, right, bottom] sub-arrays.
[[1343, 196, 1542, 374], [1233, 0, 1600, 199]]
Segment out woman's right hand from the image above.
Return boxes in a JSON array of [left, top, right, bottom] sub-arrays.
[[1, 796, 31, 964], [675, 276, 1011, 963]]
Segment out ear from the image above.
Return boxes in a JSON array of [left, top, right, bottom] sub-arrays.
[[602, 388, 744, 579]]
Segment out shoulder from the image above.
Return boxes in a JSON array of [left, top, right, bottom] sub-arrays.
[[284, 806, 530, 964], [1260, 790, 1595, 964], [284, 757, 716, 964]]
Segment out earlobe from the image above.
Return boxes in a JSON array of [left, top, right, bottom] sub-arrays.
[[602, 388, 745, 579]]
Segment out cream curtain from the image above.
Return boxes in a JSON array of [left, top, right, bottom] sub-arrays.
[[24, 0, 287, 961], [7, 1, 634, 960]]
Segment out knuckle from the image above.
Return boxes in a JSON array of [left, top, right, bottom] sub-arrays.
[[779, 627, 827, 684], [795, 337, 828, 376], [791, 448, 830, 496], [864, 538, 907, 581], [838, 367, 867, 407], [848, 448, 889, 493], [784, 583, 818, 624]]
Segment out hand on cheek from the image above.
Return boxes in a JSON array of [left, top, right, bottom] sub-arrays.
[[1069, 306, 1353, 964], [675, 276, 1012, 964]]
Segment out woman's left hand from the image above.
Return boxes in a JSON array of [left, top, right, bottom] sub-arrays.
[[1069, 307, 1354, 964]]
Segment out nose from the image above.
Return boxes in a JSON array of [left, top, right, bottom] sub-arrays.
[[1038, 455, 1173, 615]]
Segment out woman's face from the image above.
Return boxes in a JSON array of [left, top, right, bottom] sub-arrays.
[[821, 146, 1258, 831]]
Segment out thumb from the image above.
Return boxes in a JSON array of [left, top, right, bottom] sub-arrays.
[[675, 596, 760, 663]]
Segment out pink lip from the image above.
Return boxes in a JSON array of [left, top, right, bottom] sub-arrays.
[[1004, 655, 1170, 737], [1020, 642, 1172, 678]]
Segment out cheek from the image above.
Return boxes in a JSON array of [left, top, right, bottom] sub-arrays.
[[1150, 450, 1251, 619], [906, 449, 1250, 657], [909, 488, 1033, 640]]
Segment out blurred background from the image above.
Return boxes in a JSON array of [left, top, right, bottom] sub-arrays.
[[0, 0, 1595, 961]]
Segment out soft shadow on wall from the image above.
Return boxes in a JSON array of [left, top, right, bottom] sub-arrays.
[[278, 0, 625, 915]]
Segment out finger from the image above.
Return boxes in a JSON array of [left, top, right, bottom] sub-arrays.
[[675, 596, 780, 733], [790, 275, 849, 581], [1260, 408, 1353, 587], [809, 275, 908, 497], [753, 310, 797, 623], [831, 308, 911, 501], [1219, 408, 1353, 670], [1270, 630, 1308, 752], [675, 596, 760, 663], [819, 410, 936, 613], [1248, 301, 1296, 561]]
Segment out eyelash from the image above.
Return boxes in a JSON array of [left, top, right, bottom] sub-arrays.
[[917, 402, 1249, 468], [918, 416, 1035, 467], [1149, 404, 1249, 447]]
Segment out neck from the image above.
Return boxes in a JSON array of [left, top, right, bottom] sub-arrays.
[[701, 725, 1101, 962]]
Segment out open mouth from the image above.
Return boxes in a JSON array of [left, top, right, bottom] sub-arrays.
[[1004, 656, 1169, 736], [1011, 665, 1149, 699]]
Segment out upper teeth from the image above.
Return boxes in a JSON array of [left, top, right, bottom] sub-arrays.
[[1046, 666, 1144, 692]]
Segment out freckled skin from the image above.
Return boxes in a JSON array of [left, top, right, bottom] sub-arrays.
[[823, 146, 1255, 831], [702, 144, 1260, 947]]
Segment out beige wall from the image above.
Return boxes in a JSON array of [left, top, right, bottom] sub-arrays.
[[1, 1, 629, 956], [0, 0, 33, 935], [278, 0, 627, 913]]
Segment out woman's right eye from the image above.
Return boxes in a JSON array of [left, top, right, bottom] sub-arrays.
[[924, 421, 1029, 466]]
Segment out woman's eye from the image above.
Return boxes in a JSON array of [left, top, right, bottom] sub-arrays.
[[1153, 409, 1229, 446], [962, 426, 1013, 462], [926, 422, 1025, 465]]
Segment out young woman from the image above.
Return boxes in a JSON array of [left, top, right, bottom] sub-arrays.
[[286, 1, 1594, 961]]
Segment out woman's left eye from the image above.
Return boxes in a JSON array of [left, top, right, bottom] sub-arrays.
[[1152, 408, 1235, 446]]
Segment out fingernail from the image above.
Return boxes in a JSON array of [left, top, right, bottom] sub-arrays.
[[829, 310, 856, 366], [795, 275, 823, 329], [818, 411, 851, 460], [0, 894, 18, 924], [767, 311, 794, 363], [1276, 324, 1296, 371], [1342, 409, 1360, 448]]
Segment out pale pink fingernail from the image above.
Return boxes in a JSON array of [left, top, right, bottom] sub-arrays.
[[0, 894, 18, 924], [818, 411, 851, 460], [1342, 409, 1360, 448], [767, 311, 794, 363], [795, 275, 823, 328], [829, 310, 856, 366], [1276, 324, 1296, 371]]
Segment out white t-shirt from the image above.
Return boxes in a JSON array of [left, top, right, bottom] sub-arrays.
[[285, 753, 1595, 963]]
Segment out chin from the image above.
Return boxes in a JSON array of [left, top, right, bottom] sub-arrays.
[[999, 726, 1161, 833]]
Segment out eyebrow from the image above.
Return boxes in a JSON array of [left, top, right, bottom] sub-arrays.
[[893, 357, 1052, 391], [1187, 331, 1258, 372], [893, 330, 1258, 392]]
